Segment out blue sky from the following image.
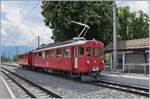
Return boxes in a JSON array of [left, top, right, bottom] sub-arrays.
[[1, 0, 149, 47]]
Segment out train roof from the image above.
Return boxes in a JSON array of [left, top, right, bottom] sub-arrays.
[[32, 38, 103, 52]]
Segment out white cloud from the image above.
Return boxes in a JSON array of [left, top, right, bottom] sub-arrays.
[[1, 1, 53, 47], [2, 1, 149, 47], [116, 1, 149, 14]]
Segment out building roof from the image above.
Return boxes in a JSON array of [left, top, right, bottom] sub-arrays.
[[105, 38, 149, 51]]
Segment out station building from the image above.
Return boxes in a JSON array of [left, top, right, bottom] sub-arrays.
[[105, 38, 149, 74]]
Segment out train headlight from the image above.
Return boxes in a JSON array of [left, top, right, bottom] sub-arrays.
[[92, 67, 99, 71], [102, 60, 104, 64], [86, 60, 90, 64]]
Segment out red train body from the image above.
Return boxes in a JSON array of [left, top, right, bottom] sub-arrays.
[[18, 39, 104, 78]]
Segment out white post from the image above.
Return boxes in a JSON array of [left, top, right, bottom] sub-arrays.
[[149, 0, 150, 78], [38, 35, 40, 48], [0, 23, 1, 76], [110, 53, 113, 70], [113, 1, 117, 70], [122, 53, 125, 71]]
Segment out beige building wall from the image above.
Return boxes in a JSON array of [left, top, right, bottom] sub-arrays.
[[125, 53, 145, 63]]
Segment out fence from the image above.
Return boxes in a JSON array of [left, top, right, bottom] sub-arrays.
[[104, 63, 149, 75], [124, 63, 149, 75]]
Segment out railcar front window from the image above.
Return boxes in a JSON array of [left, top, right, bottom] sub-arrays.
[[93, 47, 97, 56], [64, 48, 70, 58], [98, 49, 104, 56], [93, 47, 103, 56], [79, 47, 84, 56], [86, 47, 92, 57]]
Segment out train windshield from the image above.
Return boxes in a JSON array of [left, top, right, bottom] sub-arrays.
[[86, 47, 92, 57], [93, 47, 103, 57]]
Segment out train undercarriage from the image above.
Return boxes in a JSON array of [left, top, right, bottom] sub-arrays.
[[20, 65, 101, 81]]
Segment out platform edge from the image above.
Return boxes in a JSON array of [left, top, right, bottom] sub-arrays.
[[0, 76, 15, 99]]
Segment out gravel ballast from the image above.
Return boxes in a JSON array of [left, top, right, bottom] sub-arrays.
[[2, 65, 148, 98]]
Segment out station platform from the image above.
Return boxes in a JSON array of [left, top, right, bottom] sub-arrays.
[[0, 76, 15, 98], [101, 71, 149, 88]]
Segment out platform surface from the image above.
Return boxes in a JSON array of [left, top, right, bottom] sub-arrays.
[[0, 76, 14, 98], [101, 71, 149, 88]]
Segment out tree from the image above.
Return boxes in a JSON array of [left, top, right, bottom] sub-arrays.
[[41, 1, 149, 45], [117, 7, 149, 40], [41, 1, 113, 45], [12, 55, 18, 62]]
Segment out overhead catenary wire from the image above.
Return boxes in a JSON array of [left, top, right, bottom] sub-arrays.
[[12, 1, 41, 36], [20, 1, 30, 16], [2, 1, 41, 55]]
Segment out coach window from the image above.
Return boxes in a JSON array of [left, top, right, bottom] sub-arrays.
[[64, 48, 70, 58], [38, 52, 42, 57], [42, 51, 46, 58], [49, 49, 54, 58], [79, 46, 84, 56], [56, 49, 62, 58]]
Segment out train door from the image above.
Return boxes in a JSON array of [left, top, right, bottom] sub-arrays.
[[74, 47, 78, 69]]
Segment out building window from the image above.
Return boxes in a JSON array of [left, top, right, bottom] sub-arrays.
[[64, 48, 70, 58], [146, 53, 149, 63], [79, 46, 84, 56]]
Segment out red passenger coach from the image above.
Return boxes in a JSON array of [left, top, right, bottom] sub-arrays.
[[18, 22, 104, 79], [18, 52, 33, 67], [18, 38, 104, 79], [30, 38, 104, 78]]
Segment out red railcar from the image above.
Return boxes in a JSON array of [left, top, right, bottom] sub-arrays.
[[18, 39, 104, 78], [18, 52, 33, 66]]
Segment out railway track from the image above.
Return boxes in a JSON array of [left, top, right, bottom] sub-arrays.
[[2, 64, 149, 97], [83, 80, 149, 97], [1, 67, 62, 98]]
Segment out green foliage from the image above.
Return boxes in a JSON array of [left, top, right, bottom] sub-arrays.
[[117, 7, 149, 40], [41, 1, 149, 45], [41, 1, 113, 44], [1, 53, 18, 62]]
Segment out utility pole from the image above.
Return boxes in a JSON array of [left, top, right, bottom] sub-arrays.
[[112, 1, 117, 70], [149, 1, 150, 76], [0, 24, 1, 76], [16, 46, 18, 62], [38, 36, 40, 48]]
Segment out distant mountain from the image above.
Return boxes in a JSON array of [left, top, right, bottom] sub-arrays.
[[1, 45, 35, 56]]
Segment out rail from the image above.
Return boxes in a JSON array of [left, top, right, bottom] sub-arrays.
[[83, 80, 149, 97], [1, 67, 62, 98]]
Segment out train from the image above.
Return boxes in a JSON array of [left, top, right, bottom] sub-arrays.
[[18, 38, 104, 80], [18, 21, 104, 80]]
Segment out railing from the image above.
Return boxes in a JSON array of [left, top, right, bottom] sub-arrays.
[[104, 63, 149, 75], [124, 63, 149, 75]]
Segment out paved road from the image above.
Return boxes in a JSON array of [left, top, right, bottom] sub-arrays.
[[0, 76, 13, 98]]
